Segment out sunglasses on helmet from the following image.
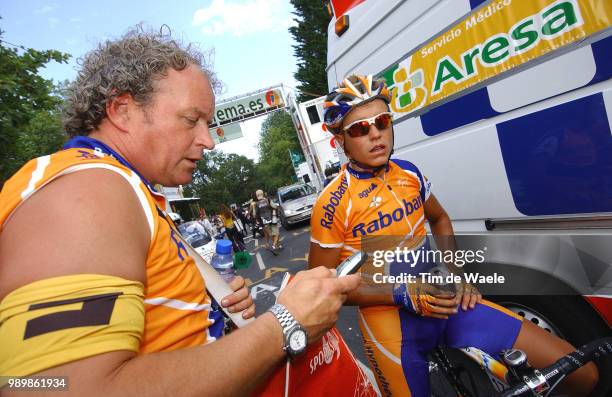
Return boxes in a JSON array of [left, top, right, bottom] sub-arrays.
[[342, 112, 393, 137]]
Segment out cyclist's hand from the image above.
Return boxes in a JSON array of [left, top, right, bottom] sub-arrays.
[[394, 282, 458, 319], [222, 275, 256, 319], [455, 281, 482, 310]]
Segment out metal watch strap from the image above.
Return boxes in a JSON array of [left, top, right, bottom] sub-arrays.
[[268, 303, 297, 333]]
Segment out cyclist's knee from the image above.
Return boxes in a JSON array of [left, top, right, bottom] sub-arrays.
[[515, 321, 599, 396], [557, 361, 598, 397], [571, 361, 598, 395]]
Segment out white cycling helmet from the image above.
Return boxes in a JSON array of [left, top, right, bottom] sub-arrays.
[[323, 74, 391, 135]]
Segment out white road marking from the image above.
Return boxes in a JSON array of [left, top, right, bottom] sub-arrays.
[[256, 252, 265, 270]]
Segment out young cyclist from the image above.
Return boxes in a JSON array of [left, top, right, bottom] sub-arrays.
[[308, 74, 598, 397]]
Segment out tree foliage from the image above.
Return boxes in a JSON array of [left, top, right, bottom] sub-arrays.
[[256, 110, 302, 194], [0, 24, 70, 186], [184, 150, 258, 215], [289, 0, 330, 102], [183, 112, 302, 212]]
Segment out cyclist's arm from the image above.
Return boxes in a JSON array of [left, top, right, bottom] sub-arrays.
[[423, 194, 457, 252], [308, 243, 394, 306], [307, 192, 474, 311], [424, 194, 481, 309], [0, 170, 285, 396], [308, 244, 458, 319]]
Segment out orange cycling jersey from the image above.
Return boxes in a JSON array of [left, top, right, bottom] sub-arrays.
[[0, 136, 224, 378], [310, 159, 522, 397], [311, 159, 431, 262]]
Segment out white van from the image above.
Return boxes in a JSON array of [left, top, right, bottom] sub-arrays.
[[327, 0, 611, 364]]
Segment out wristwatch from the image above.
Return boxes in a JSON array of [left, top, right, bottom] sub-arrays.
[[268, 303, 308, 357]]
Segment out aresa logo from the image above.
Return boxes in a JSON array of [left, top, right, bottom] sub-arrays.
[[309, 330, 341, 374], [352, 196, 423, 237], [390, 57, 428, 114], [320, 176, 349, 229], [359, 183, 377, 198]]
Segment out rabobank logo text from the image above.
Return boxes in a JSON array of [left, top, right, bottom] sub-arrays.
[[320, 176, 348, 229], [352, 196, 422, 237]]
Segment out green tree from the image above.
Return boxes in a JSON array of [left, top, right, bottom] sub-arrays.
[[184, 150, 258, 214], [289, 0, 330, 101], [256, 110, 302, 194], [0, 23, 70, 186]]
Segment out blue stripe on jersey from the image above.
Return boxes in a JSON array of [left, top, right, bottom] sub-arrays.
[[62, 136, 158, 193], [391, 159, 427, 203], [590, 35, 612, 85], [420, 88, 499, 136], [497, 93, 612, 216], [346, 163, 390, 179], [208, 299, 226, 339]]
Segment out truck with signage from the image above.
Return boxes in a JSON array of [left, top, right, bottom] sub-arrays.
[[327, 0, 611, 390]]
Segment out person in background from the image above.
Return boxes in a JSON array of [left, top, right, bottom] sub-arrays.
[[232, 204, 249, 236], [254, 189, 281, 251], [249, 191, 263, 239], [220, 204, 245, 252], [323, 165, 340, 187], [200, 214, 217, 238]]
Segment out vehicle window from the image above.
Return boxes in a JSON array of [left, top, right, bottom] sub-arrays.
[[306, 105, 320, 124], [178, 221, 212, 248], [279, 185, 315, 202]]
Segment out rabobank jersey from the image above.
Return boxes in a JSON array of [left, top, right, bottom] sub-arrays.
[[311, 159, 432, 263], [310, 160, 524, 397], [0, 137, 223, 379]]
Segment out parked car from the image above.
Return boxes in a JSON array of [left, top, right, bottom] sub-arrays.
[[178, 221, 216, 263], [276, 183, 318, 229]]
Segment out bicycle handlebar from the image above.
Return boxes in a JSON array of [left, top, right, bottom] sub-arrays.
[[501, 337, 612, 397]]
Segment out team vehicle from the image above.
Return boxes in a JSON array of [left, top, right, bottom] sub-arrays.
[[276, 183, 318, 229], [326, 0, 612, 394]]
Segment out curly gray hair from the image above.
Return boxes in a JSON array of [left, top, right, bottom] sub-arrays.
[[63, 27, 222, 137]]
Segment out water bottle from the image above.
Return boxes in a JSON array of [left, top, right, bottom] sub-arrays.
[[210, 239, 235, 283]]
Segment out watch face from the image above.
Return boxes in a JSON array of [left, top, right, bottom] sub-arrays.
[[289, 329, 307, 352]]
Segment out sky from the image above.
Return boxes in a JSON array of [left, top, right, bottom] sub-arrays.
[[1, 0, 303, 161]]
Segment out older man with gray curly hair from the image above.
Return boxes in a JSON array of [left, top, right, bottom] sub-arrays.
[[0, 28, 360, 395]]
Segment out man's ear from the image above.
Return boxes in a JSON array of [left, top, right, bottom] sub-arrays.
[[105, 93, 132, 132]]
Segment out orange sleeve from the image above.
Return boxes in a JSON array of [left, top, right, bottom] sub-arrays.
[[310, 175, 349, 248]]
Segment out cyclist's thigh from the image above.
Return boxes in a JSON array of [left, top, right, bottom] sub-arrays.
[[359, 306, 444, 397], [443, 299, 523, 355]]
